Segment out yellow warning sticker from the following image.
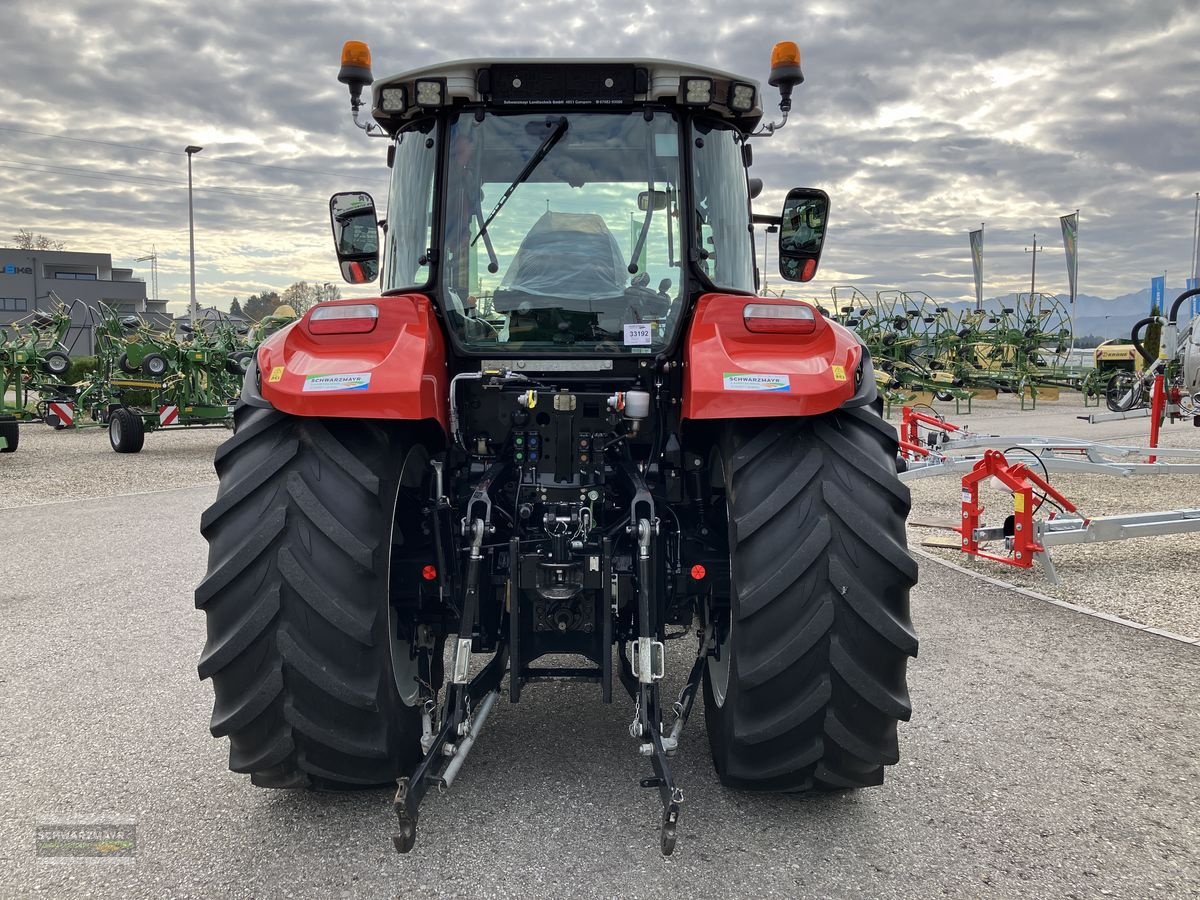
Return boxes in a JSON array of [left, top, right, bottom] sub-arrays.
[[269, 366, 285, 383], [1014, 493, 1025, 514], [831, 365, 847, 382]]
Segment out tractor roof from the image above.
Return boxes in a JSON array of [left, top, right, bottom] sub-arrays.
[[370, 58, 764, 134]]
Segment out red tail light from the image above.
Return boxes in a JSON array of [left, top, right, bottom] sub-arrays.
[[308, 303, 379, 335], [743, 302, 818, 334]]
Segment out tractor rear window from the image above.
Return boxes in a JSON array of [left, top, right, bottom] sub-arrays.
[[690, 121, 755, 294], [440, 111, 684, 353], [383, 119, 438, 291]]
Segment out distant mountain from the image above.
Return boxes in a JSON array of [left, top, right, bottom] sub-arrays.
[[922, 286, 1191, 340], [1061, 286, 1191, 339]]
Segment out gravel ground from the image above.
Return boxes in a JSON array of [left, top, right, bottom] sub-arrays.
[[1, 486, 1198, 899], [897, 391, 1200, 639], [0, 421, 225, 509]]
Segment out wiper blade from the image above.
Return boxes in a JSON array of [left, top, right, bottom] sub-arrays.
[[472, 117, 568, 247]]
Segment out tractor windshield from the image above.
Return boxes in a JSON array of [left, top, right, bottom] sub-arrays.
[[441, 111, 684, 353]]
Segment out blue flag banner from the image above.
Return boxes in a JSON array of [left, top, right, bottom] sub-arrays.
[[1150, 275, 1165, 314], [1188, 277, 1199, 321]]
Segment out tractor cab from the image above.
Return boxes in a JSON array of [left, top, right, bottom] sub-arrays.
[[330, 46, 828, 357]]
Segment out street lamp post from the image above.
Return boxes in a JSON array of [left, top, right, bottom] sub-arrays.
[[185, 145, 203, 326]]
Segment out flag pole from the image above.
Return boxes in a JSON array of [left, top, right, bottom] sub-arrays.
[[1073, 208, 1079, 307], [1192, 192, 1198, 284], [1070, 209, 1079, 356]]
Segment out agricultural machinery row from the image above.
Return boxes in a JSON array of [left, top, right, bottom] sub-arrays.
[[817, 287, 1077, 409], [0, 300, 295, 453]]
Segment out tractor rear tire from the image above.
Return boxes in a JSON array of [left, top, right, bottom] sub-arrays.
[[195, 405, 424, 789], [109, 408, 145, 453], [0, 417, 18, 453], [704, 404, 918, 792]]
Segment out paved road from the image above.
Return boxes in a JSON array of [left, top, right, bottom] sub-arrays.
[[1, 485, 1197, 899]]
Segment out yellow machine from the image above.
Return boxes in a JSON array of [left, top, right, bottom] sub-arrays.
[[1094, 340, 1144, 378]]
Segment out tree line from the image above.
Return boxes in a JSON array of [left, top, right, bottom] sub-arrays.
[[230, 282, 340, 320]]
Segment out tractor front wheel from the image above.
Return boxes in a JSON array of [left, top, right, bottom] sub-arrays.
[[704, 406, 918, 791], [195, 405, 426, 788]]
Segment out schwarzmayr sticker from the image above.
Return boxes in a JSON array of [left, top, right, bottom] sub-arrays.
[[302, 372, 372, 392], [722, 372, 790, 392]]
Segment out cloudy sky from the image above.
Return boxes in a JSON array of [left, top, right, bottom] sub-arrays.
[[1, 0, 1197, 315]]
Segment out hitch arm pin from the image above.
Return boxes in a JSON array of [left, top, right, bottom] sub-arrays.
[[440, 689, 499, 788]]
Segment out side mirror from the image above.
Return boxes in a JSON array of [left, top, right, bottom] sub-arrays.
[[637, 190, 668, 211], [748, 177, 763, 200], [330, 191, 380, 284], [777, 187, 829, 283]]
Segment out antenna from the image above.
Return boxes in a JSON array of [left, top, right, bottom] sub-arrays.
[[134, 245, 158, 307], [1024, 234, 1043, 296]]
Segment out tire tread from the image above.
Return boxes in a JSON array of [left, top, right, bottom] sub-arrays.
[[196, 405, 421, 788], [705, 407, 917, 791]]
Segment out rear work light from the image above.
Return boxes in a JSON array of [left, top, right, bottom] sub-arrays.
[[743, 302, 818, 335], [728, 82, 756, 112], [414, 78, 446, 107], [380, 86, 407, 113], [308, 303, 379, 335], [680, 76, 714, 106]]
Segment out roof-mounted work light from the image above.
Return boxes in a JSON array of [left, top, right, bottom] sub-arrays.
[[414, 78, 447, 107], [679, 76, 714, 107], [380, 86, 407, 113], [728, 82, 756, 112]]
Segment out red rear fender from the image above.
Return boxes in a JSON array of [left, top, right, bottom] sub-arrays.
[[682, 294, 861, 420], [257, 294, 448, 427]]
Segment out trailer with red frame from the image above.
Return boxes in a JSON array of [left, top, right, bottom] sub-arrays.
[[195, 42, 917, 856]]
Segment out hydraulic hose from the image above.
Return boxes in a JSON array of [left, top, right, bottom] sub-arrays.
[[1130, 316, 1158, 365], [1168, 287, 1200, 325]]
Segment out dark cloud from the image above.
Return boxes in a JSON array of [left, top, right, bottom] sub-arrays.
[[0, 0, 1196, 312]]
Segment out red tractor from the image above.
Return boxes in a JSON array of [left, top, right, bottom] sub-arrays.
[[196, 40, 917, 856]]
